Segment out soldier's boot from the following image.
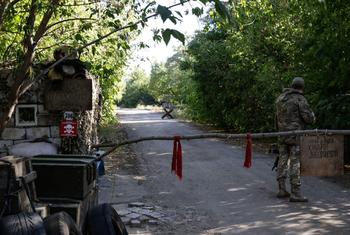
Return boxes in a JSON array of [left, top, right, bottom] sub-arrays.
[[290, 185, 308, 202], [276, 179, 290, 198]]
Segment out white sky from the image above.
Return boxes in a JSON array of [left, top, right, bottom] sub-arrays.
[[127, 0, 205, 75]]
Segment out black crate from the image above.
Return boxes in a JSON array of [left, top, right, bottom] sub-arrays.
[[32, 155, 96, 199], [41, 186, 98, 229]]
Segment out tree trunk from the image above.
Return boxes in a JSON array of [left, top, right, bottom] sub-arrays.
[[0, 86, 21, 133], [0, 45, 34, 135], [0, 0, 20, 29], [0, 0, 59, 136], [0, 0, 10, 27]]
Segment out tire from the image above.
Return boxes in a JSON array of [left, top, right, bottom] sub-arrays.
[[83, 203, 128, 235], [0, 212, 46, 235], [43, 212, 82, 235]]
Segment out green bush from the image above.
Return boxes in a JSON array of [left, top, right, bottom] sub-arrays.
[[147, 0, 350, 131], [119, 69, 156, 108]]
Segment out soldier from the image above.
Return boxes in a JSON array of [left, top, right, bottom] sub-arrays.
[[275, 77, 315, 202]]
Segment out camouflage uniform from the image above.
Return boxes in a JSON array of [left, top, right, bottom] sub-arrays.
[[276, 88, 315, 186]]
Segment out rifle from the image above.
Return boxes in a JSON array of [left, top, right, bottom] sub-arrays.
[[270, 143, 279, 171], [272, 156, 279, 171]]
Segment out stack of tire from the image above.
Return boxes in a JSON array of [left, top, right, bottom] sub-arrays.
[[0, 204, 128, 235]]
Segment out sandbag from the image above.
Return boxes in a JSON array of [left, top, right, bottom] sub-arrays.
[[9, 142, 58, 157]]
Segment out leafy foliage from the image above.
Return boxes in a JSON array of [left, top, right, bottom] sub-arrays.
[[119, 69, 156, 108], [148, 0, 350, 131], [161, 29, 185, 45], [1, 0, 232, 130]]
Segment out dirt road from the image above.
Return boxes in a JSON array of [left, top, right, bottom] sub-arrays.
[[100, 108, 350, 235]]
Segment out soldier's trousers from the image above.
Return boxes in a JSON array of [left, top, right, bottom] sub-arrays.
[[277, 144, 301, 186]]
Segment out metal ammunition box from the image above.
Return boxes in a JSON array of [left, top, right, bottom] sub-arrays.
[[32, 155, 96, 199]]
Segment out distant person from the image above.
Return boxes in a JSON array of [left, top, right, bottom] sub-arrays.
[[275, 77, 315, 202]]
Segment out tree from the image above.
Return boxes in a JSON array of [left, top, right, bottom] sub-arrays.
[[0, 0, 232, 134], [149, 51, 194, 106], [0, 0, 232, 133], [119, 68, 155, 108], [0, 0, 137, 132], [148, 0, 350, 132]]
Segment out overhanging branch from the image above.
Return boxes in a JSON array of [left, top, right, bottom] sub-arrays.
[[78, 0, 191, 51], [33, 0, 60, 44], [46, 18, 97, 31], [29, 0, 192, 84]]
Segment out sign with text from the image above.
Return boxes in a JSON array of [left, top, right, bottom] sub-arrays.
[[63, 111, 74, 121], [300, 135, 344, 176], [60, 120, 78, 137]]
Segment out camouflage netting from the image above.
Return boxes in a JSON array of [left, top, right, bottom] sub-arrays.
[[75, 74, 100, 154]]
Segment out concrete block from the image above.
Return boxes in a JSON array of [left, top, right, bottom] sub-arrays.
[[13, 139, 30, 145], [50, 126, 60, 138], [49, 138, 61, 146], [0, 152, 7, 157], [126, 213, 140, 220], [128, 202, 145, 208], [130, 219, 141, 227], [47, 113, 61, 126], [1, 128, 26, 140], [146, 212, 163, 219], [19, 91, 37, 103], [37, 93, 45, 103], [26, 127, 50, 140], [9, 142, 58, 157], [121, 217, 131, 225], [148, 220, 158, 225], [37, 114, 50, 126], [0, 142, 11, 155], [2, 113, 15, 128], [37, 104, 46, 113], [0, 140, 13, 149], [139, 215, 149, 222], [117, 209, 131, 217], [7, 115, 15, 127]]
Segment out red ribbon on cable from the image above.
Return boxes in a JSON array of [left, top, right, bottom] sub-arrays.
[[172, 136, 182, 180], [244, 133, 252, 168]]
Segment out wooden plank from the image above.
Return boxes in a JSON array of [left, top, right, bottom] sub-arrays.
[[0, 156, 36, 215], [35, 204, 49, 218], [0, 156, 36, 189], [44, 79, 93, 111], [0, 156, 32, 189], [300, 135, 344, 176]]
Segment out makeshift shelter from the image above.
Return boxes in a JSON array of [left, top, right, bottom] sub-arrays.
[[0, 47, 101, 156]]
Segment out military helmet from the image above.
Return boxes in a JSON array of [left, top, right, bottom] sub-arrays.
[[291, 77, 305, 89]]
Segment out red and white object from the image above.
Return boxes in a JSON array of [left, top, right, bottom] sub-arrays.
[[60, 120, 78, 137]]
